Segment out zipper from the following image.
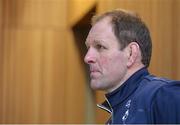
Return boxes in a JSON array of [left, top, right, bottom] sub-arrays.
[[105, 96, 114, 124], [97, 104, 112, 113], [97, 96, 114, 124]]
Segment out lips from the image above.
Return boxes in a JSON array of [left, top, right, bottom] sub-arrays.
[[90, 68, 101, 78], [90, 66, 99, 73], [90, 69, 99, 72], [90, 72, 99, 78]]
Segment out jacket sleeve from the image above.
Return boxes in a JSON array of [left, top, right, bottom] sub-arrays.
[[151, 81, 180, 123]]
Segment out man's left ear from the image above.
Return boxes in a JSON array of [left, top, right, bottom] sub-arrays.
[[126, 42, 140, 67]]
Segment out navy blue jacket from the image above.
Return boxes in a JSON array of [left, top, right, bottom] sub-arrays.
[[97, 68, 180, 124]]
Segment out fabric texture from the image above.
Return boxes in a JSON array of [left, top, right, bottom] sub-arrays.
[[98, 68, 180, 124]]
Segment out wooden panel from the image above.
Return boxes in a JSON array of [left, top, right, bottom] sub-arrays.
[[65, 30, 86, 123], [0, 0, 3, 82], [0, 0, 83, 123], [1, 28, 43, 123], [0, 0, 4, 121], [149, 0, 174, 78], [0, 29, 68, 123], [174, 0, 180, 79], [0, 0, 2, 26], [67, 0, 96, 27], [39, 29, 67, 123], [3, 0, 67, 28], [0, 0, 89, 123]]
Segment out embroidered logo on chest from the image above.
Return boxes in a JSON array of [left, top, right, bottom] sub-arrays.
[[122, 99, 131, 124]]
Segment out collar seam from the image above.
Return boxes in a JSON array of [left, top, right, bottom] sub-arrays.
[[97, 104, 112, 113]]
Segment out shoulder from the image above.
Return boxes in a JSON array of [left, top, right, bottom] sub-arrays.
[[134, 75, 180, 104], [151, 77, 180, 104], [144, 74, 178, 84], [136, 75, 175, 95], [143, 75, 180, 96], [147, 76, 180, 123], [141, 74, 180, 91], [129, 74, 180, 123]]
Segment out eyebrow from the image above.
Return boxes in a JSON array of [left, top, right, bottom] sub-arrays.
[[94, 40, 107, 46], [85, 40, 106, 47]]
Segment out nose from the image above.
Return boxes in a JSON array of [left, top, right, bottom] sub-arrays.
[[84, 48, 96, 64]]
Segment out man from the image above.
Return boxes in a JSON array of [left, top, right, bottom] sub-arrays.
[[84, 9, 180, 124]]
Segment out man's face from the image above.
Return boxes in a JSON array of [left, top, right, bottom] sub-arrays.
[[84, 17, 129, 92]]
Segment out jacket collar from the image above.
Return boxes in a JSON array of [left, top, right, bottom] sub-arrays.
[[98, 67, 149, 111]]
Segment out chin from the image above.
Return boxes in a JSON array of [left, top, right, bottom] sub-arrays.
[[90, 82, 100, 90], [90, 81, 107, 91], [90, 83, 99, 90]]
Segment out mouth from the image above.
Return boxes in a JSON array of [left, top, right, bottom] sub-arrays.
[[90, 70, 101, 78], [89, 66, 101, 78]]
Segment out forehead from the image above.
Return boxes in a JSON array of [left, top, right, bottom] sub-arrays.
[[88, 17, 112, 38], [86, 17, 120, 46]]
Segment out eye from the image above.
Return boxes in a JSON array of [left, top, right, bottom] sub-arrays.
[[96, 44, 106, 50]]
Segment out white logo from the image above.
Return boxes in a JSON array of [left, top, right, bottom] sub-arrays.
[[122, 99, 131, 124]]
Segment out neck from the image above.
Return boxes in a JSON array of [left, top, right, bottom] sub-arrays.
[[106, 64, 145, 93]]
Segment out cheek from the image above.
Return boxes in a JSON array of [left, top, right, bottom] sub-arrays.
[[98, 55, 111, 70], [99, 57, 109, 66], [99, 54, 126, 72]]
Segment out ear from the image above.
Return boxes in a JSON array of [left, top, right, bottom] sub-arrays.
[[126, 42, 140, 68]]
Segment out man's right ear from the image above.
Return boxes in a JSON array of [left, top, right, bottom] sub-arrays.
[[126, 42, 140, 68]]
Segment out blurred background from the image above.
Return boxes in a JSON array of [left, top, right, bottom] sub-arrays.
[[0, 0, 180, 123]]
